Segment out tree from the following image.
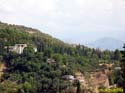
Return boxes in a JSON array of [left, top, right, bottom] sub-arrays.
[[43, 48, 53, 58], [22, 82, 32, 92], [119, 44, 125, 92], [0, 55, 3, 62], [76, 80, 81, 93], [23, 46, 36, 58], [114, 49, 121, 60]]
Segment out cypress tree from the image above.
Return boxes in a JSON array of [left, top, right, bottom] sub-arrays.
[[120, 44, 125, 92], [76, 80, 81, 93]]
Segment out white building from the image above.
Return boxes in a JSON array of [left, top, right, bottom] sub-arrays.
[[9, 44, 27, 54], [62, 75, 75, 80], [5, 44, 37, 54]]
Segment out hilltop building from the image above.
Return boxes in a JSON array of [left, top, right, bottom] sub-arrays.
[[5, 44, 37, 54]]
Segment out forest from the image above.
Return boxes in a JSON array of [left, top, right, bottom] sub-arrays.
[[0, 22, 123, 93]]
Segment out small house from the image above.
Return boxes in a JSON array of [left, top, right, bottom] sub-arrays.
[[5, 44, 37, 54]]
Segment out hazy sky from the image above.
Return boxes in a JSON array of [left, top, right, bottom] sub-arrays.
[[0, 0, 125, 44]]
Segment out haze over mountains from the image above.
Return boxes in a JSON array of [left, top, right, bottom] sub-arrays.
[[87, 37, 124, 51], [0, 0, 125, 45]]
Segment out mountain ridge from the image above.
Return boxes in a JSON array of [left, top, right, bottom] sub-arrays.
[[87, 37, 124, 51]]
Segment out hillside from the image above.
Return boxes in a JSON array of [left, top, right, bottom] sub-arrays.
[[0, 22, 121, 93]]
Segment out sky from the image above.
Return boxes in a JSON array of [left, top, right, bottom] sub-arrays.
[[0, 0, 125, 44]]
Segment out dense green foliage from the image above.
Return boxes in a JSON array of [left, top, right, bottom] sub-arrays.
[[0, 22, 121, 93], [117, 44, 125, 92]]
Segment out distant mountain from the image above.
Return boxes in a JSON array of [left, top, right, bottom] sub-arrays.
[[87, 37, 124, 51]]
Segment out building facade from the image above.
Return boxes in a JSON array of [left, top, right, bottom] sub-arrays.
[[9, 44, 27, 54]]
